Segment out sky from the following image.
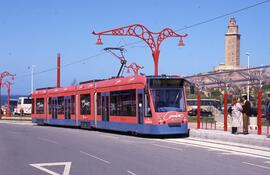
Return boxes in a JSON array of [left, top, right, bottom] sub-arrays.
[[0, 0, 270, 95]]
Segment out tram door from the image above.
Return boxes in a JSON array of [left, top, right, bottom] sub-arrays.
[[101, 93, 110, 123], [137, 90, 144, 124], [64, 96, 71, 119], [52, 97, 58, 119]]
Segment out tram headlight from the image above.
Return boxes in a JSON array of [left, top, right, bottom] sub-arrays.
[[182, 116, 188, 123], [158, 117, 166, 124]]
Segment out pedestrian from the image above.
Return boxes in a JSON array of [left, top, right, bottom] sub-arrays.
[[242, 94, 251, 134], [266, 92, 270, 138], [231, 96, 243, 134]]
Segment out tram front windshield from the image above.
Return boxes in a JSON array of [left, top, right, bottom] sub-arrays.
[[149, 79, 186, 112]]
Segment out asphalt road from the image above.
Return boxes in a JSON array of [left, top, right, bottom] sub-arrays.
[[1, 122, 270, 175]]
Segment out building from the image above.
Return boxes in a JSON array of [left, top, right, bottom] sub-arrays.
[[214, 17, 241, 71]]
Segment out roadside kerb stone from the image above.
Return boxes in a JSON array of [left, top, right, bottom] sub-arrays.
[[190, 129, 270, 147]]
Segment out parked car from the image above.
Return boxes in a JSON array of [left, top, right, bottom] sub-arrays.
[[249, 107, 258, 117], [188, 108, 213, 117]]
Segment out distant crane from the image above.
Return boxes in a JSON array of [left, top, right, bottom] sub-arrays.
[[93, 24, 188, 76]]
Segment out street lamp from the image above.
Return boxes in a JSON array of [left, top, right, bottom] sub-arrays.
[[245, 52, 250, 101], [31, 65, 36, 93]]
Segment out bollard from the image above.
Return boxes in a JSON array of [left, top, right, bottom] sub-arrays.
[[257, 90, 262, 135], [197, 94, 201, 129], [224, 92, 228, 131]]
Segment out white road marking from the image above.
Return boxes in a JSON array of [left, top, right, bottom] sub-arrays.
[[80, 150, 111, 164], [127, 170, 137, 175], [188, 138, 270, 152], [217, 152, 235, 155], [30, 162, 72, 175], [38, 137, 59, 145], [161, 139, 270, 160], [242, 162, 270, 170], [152, 144, 183, 151]]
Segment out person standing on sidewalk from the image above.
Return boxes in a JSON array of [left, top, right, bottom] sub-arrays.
[[266, 92, 270, 138], [231, 97, 243, 134], [242, 94, 251, 135]]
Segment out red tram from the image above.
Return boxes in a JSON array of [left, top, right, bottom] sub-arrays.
[[32, 75, 189, 135]]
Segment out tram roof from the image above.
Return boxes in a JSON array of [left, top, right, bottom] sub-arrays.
[[32, 75, 189, 96]]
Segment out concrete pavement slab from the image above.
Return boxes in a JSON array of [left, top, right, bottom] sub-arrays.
[[190, 129, 270, 147]]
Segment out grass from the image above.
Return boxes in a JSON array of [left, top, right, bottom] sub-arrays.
[[188, 116, 215, 123]]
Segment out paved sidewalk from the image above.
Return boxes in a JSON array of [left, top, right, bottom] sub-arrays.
[[190, 128, 270, 148], [0, 116, 32, 121]]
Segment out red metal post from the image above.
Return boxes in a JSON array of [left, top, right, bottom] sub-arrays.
[[223, 92, 228, 131], [0, 71, 15, 119], [1, 81, 12, 117], [92, 24, 188, 76], [197, 94, 201, 129], [0, 80, 2, 119], [57, 53, 61, 88], [6, 82, 11, 117], [257, 90, 262, 135], [152, 50, 160, 76]]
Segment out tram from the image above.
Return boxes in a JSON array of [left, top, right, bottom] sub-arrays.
[[32, 75, 190, 135]]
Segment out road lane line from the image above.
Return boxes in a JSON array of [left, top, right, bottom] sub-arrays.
[[152, 144, 183, 151], [79, 150, 111, 164], [242, 162, 270, 170], [38, 137, 59, 145], [127, 170, 137, 175]]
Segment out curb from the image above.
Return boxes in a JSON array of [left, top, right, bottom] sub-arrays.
[[190, 129, 270, 148], [0, 116, 32, 121]]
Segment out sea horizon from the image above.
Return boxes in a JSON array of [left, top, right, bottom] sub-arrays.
[[0, 95, 29, 106]]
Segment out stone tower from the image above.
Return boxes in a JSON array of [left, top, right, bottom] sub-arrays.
[[225, 17, 240, 68]]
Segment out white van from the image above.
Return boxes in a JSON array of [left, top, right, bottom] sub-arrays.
[[14, 97, 32, 115]]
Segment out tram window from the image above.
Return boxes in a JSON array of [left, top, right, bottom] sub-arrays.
[[80, 94, 91, 115], [48, 98, 52, 114], [97, 93, 101, 115], [145, 94, 152, 117], [57, 96, 64, 114], [71, 95, 75, 115], [110, 90, 136, 116], [36, 98, 44, 114]]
